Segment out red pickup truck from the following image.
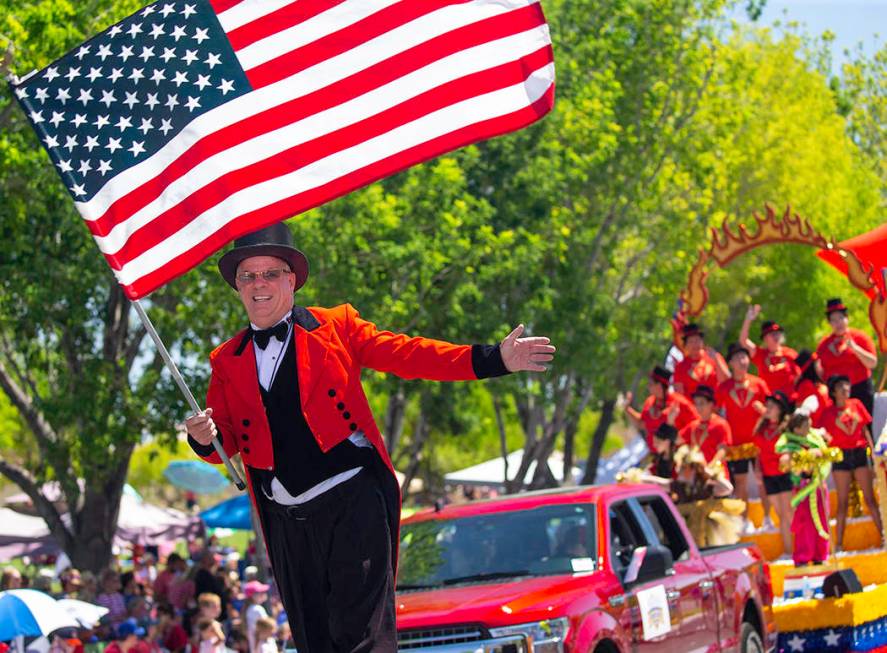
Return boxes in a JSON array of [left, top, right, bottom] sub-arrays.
[[395, 483, 775, 653]]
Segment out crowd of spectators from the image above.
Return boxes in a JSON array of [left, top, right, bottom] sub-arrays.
[[0, 537, 294, 653]]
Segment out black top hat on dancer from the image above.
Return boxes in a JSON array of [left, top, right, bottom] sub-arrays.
[[726, 342, 750, 362], [691, 384, 715, 403], [650, 366, 672, 388], [825, 297, 848, 317], [760, 320, 784, 338], [218, 223, 310, 291], [681, 323, 704, 342]]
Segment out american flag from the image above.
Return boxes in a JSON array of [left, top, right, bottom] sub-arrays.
[[11, 0, 555, 299]]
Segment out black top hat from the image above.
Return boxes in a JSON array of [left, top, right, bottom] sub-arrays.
[[654, 423, 678, 442], [218, 223, 309, 291], [825, 298, 848, 316], [766, 390, 794, 415], [650, 366, 672, 387], [691, 384, 715, 403], [760, 320, 784, 338], [726, 342, 750, 362], [681, 323, 704, 341]]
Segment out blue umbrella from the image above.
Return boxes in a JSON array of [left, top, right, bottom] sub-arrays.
[[0, 590, 79, 639], [200, 493, 252, 530], [163, 460, 229, 494]]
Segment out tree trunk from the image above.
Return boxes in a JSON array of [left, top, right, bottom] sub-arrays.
[[384, 383, 407, 457], [582, 399, 616, 485], [492, 394, 509, 484], [400, 409, 429, 496], [562, 419, 578, 486]]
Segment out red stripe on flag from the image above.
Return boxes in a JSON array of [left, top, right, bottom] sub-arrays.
[[210, 0, 243, 14], [104, 46, 552, 268], [85, 4, 546, 239], [226, 0, 349, 51], [120, 83, 554, 299], [243, 0, 473, 87]]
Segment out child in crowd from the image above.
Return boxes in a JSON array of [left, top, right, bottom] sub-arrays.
[[196, 619, 226, 653], [253, 617, 278, 653], [244, 580, 271, 652], [753, 391, 794, 557]]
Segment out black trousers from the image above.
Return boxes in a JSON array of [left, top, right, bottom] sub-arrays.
[[255, 470, 397, 653]]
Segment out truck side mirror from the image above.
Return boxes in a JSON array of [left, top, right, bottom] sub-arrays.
[[624, 545, 674, 587]]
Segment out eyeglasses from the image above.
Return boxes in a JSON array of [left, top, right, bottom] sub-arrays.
[[235, 268, 292, 285]]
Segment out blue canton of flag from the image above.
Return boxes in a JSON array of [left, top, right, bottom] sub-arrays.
[[13, 0, 249, 201]]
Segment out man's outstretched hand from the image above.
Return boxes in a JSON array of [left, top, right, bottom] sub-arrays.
[[500, 324, 556, 372]]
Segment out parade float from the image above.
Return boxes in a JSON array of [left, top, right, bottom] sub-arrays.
[[677, 205, 887, 651]]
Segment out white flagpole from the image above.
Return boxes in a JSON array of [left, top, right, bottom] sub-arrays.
[[132, 299, 246, 490]]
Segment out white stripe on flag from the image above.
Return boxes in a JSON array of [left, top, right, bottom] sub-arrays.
[[112, 62, 554, 285], [76, 0, 539, 222], [233, 0, 401, 71], [216, 0, 322, 33], [92, 27, 549, 254]]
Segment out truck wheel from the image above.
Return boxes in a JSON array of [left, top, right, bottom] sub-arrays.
[[740, 622, 764, 653]]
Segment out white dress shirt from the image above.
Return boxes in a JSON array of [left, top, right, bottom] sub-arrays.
[[251, 315, 370, 505]]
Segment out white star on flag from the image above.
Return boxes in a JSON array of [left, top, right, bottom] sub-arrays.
[[128, 140, 146, 156], [787, 634, 805, 652], [194, 74, 211, 91]]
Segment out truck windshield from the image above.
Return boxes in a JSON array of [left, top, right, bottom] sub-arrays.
[[397, 504, 596, 590]]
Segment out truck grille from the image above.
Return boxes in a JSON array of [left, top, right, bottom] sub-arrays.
[[398, 625, 486, 649]]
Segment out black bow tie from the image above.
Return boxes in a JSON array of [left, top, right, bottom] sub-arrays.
[[253, 321, 289, 350]]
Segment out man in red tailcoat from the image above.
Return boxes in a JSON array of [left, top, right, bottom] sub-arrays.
[[185, 224, 556, 653]]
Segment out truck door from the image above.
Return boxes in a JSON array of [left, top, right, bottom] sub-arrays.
[[607, 501, 682, 653], [635, 496, 720, 653]]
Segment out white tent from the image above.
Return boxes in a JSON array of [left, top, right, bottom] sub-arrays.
[[443, 438, 649, 490], [444, 449, 583, 489], [0, 486, 201, 559]]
